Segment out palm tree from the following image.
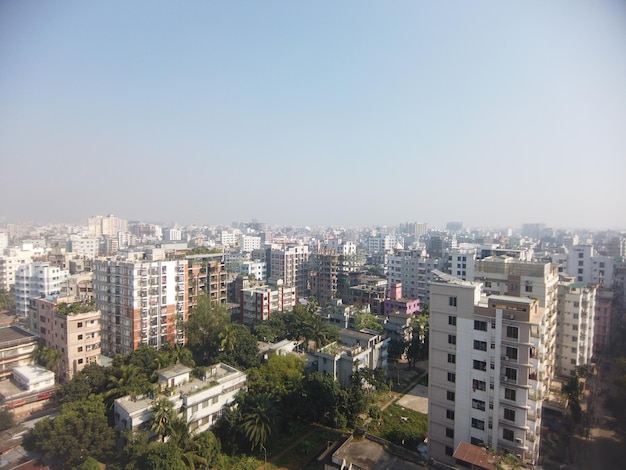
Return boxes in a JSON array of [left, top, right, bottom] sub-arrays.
[[30, 344, 61, 376], [303, 313, 339, 351], [151, 398, 175, 442], [218, 323, 237, 355], [240, 393, 279, 451], [105, 364, 146, 406]]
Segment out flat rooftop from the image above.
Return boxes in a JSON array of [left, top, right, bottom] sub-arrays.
[[333, 435, 427, 470], [0, 326, 36, 346]]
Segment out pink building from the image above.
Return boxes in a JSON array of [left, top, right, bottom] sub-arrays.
[[593, 289, 613, 356], [383, 282, 420, 315]]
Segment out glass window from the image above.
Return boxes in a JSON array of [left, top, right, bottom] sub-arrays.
[[474, 320, 487, 331]]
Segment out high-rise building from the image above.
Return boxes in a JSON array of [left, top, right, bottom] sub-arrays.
[[566, 245, 614, 289], [386, 250, 440, 304], [428, 280, 548, 466], [308, 252, 364, 306], [94, 258, 188, 356], [269, 244, 309, 296], [14, 262, 68, 319], [447, 248, 476, 281], [555, 280, 595, 378], [239, 278, 297, 324], [88, 214, 128, 238], [187, 253, 228, 308], [593, 288, 613, 356]]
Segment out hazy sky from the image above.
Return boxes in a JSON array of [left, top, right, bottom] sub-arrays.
[[1, 1, 625, 229]]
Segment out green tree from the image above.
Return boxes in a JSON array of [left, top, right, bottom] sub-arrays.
[[239, 393, 279, 451], [139, 442, 187, 470], [192, 431, 221, 469], [353, 312, 383, 332], [75, 456, 101, 470], [56, 363, 108, 404], [302, 313, 339, 351], [24, 395, 115, 467], [247, 353, 306, 398], [105, 363, 151, 407], [150, 398, 175, 442], [185, 295, 229, 365], [217, 324, 260, 370], [0, 408, 15, 431], [31, 344, 61, 373], [0, 287, 14, 312]]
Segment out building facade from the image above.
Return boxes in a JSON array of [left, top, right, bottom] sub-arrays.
[[94, 258, 188, 356], [428, 281, 548, 466], [14, 262, 69, 319], [239, 279, 297, 324]]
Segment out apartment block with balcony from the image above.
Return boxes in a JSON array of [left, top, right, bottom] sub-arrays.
[[428, 280, 548, 467], [187, 253, 228, 308], [94, 258, 188, 356], [114, 363, 246, 436], [239, 278, 296, 324], [593, 288, 613, 356], [0, 326, 38, 380], [33, 296, 102, 382], [556, 280, 595, 378], [14, 262, 69, 320], [269, 244, 309, 296], [315, 329, 389, 387]]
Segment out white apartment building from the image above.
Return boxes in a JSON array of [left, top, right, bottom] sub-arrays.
[[240, 235, 262, 253], [566, 245, 614, 289], [447, 248, 477, 281], [428, 281, 548, 466], [114, 363, 246, 436], [14, 262, 69, 319], [368, 234, 401, 254], [0, 231, 8, 253], [219, 231, 239, 247], [315, 329, 389, 387], [240, 260, 267, 281], [239, 278, 296, 324], [556, 280, 595, 378], [68, 235, 100, 259], [475, 256, 559, 384], [0, 252, 34, 291], [88, 214, 128, 238], [386, 250, 440, 303], [269, 244, 309, 294], [94, 258, 188, 356]]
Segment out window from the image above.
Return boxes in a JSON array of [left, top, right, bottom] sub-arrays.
[[447, 391, 455, 401], [77, 322, 83, 328], [448, 316, 457, 326], [449, 296, 457, 307], [474, 320, 487, 331], [484, 281, 492, 288], [445, 446, 454, 456], [473, 379, 486, 391], [525, 285, 533, 293], [470, 437, 484, 446], [78, 358, 84, 364], [77, 346, 83, 352], [474, 340, 487, 351], [505, 347, 518, 360], [446, 428, 454, 438], [448, 354, 456, 364], [505, 368, 518, 382], [578, 260, 584, 266], [578, 252, 584, 259], [506, 326, 519, 339], [504, 388, 517, 401], [77, 334, 83, 340], [447, 372, 456, 383], [504, 408, 516, 421], [599, 262, 605, 268], [571, 347, 577, 353], [473, 360, 487, 371], [578, 268, 584, 274], [446, 409, 455, 420], [471, 418, 485, 430], [472, 399, 485, 411], [503, 428, 515, 441], [448, 335, 456, 345]]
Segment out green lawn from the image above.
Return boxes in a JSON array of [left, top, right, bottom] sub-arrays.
[[367, 404, 427, 450]]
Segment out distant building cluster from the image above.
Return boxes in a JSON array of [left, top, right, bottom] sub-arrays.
[[0, 216, 625, 466]]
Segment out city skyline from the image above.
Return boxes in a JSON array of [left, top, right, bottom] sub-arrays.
[[1, 1, 625, 229]]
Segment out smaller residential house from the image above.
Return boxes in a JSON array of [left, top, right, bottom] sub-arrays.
[[315, 329, 389, 387], [114, 363, 246, 436]]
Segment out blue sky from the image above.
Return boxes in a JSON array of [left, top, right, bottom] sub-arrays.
[[1, 1, 625, 229]]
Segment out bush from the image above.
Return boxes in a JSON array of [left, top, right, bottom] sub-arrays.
[[369, 406, 382, 420], [0, 408, 15, 431]]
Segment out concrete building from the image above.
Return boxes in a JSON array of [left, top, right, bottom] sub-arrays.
[[308, 252, 364, 306], [383, 282, 420, 315], [240, 235, 261, 253], [240, 260, 267, 282], [428, 280, 548, 466], [114, 363, 246, 436], [0, 326, 38, 380], [187, 253, 228, 308], [314, 329, 389, 387], [555, 280, 595, 378], [566, 245, 614, 289], [14, 262, 69, 319], [447, 248, 477, 281], [0, 253, 33, 291], [88, 214, 128, 238], [269, 244, 309, 295], [67, 235, 100, 259], [593, 288, 613, 356], [387, 250, 441, 304], [239, 278, 297, 324], [32, 296, 102, 383], [475, 256, 559, 383], [94, 257, 188, 356]]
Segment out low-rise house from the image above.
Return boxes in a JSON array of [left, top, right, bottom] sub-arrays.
[[314, 329, 389, 387], [114, 363, 246, 436]]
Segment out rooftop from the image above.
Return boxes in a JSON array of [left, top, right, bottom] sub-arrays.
[[0, 326, 36, 347]]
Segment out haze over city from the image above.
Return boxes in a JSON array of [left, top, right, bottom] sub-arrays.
[[1, 1, 625, 229]]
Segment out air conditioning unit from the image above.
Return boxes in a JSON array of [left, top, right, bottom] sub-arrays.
[[502, 356, 509, 361], [501, 376, 508, 382], [515, 438, 523, 444], [507, 314, 515, 320]]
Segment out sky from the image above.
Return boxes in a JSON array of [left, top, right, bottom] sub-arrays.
[[1, 1, 625, 230]]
